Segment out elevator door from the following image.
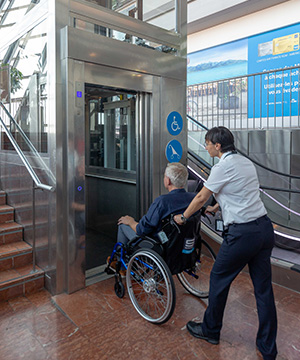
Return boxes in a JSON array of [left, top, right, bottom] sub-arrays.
[[85, 84, 137, 271]]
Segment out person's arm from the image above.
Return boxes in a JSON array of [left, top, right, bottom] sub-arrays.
[[174, 186, 213, 224], [205, 203, 219, 214], [118, 215, 138, 232]]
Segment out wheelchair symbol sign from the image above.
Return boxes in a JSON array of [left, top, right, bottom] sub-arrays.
[[166, 111, 183, 136], [165, 139, 183, 163]]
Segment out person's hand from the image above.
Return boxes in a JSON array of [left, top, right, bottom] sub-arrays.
[[118, 215, 134, 226], [205, 205, 216, 215], [173, 214, 185, 225]]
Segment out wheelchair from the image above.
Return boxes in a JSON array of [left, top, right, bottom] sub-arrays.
[[105, 213, 216, 325]]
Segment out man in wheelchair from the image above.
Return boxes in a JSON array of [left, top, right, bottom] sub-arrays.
[[106, 162, 196, 275]]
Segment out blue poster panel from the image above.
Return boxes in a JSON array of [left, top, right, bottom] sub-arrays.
[[248, 23, 300, 118], [187, 23, 300, 120]]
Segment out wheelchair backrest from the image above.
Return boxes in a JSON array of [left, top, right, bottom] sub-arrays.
[[158, 213, 201, 275]]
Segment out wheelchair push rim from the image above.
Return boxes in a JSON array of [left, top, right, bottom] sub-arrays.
[[126, 249, 176, 324]]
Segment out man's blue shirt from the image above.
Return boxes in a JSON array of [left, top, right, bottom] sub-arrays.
[[136, 189, 195, 237]]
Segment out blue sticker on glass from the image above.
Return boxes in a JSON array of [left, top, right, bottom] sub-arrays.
[[166, 111, 183, 136], [76, 91, 82, 98], [165, 139, 183, 163]]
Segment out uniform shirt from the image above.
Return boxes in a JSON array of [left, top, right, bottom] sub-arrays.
[[204, 152, 266, 226], [136, 189, 195, 236]]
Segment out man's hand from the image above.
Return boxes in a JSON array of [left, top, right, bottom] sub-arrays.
[[174, 214, 185, 225], [118, 215, 134, 226], [118, 215, 138, 232]]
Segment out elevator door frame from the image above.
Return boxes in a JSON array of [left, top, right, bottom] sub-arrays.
[[62, 59, 158, 293]]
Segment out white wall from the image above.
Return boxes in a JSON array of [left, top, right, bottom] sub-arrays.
[[188, 0, 247, 24], [188, 0, 300, 54]]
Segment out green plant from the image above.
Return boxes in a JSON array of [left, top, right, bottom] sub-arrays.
[[10, 66, 23, 94], [0, 64, 23, 94]]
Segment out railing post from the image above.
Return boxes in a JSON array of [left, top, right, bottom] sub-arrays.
[[32, 180, 36, 273]]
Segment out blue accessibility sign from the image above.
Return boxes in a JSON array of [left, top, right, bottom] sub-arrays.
[[166, 111, 183, 136], [165, 139, 183, 163]]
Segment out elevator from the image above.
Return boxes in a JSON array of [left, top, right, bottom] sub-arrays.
[[54, 0, 188, 294]]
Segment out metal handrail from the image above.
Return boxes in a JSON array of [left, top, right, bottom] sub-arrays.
[[187, 64, 300, 89], [0, 100, 56, 185], [0, 117, 54, 191], [187, 114, 300, 180], [0, 108, 55, 274], [187, 115, 300, 236]]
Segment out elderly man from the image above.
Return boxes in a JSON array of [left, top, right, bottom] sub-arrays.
[[107, 162, 196, 272], [117, 162, 195, 245]]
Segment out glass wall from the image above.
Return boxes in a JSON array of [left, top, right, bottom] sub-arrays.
[[86, 85, 136, 173], [85, 0, 176, 31], [0, 17, 48, 153]]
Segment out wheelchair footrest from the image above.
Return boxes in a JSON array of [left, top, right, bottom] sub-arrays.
[[105, 266, 115, 275]]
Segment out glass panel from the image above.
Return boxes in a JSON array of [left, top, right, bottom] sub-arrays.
[[87, 86, 136, 172], [85, 0, 177, 32], [0, 17, 48, 153], [72, 17, 177, 54], [143, 0, 176, 31]]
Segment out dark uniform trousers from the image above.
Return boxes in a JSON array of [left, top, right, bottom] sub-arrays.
[[202, 215, 277, 360]]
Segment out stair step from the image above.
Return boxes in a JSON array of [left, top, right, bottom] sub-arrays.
[[0, 191, 6, 205], [0, 204, 14, 224], [0, 190, 45, 301], [0, 264, 44, 301], [0, 241, 32, 271], [0, 222, 23, 244]]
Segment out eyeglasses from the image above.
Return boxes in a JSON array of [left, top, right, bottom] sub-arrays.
[[204, 142, 213, 147]]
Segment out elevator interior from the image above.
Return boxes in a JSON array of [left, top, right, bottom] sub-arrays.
[[85, 84, 137, 270]]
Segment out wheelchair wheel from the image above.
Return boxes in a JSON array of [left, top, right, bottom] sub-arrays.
[[177, 239, 216, 298], [114, 281, 125, 298], [126, 249, 176, 324]]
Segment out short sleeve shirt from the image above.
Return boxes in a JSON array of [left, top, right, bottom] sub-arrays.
[[204, 152, 266, 226]]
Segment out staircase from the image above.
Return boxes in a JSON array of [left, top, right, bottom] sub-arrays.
[[0, 189, 44, 301]]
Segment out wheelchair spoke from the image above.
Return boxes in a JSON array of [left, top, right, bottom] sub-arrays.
[[126, 249, 176, 324]]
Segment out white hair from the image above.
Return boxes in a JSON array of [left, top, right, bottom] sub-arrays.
[[165, 162, 188, 188]]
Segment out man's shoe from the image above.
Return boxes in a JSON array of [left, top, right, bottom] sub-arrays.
[[107, 256, 126, 277], [119, 269, 126, 278], [186, 321, 219, 345], [106, 256, 117, 270]]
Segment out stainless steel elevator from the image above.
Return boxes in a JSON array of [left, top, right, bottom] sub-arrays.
[[0, 0, 187, 295], [60, 12, 187, 291]]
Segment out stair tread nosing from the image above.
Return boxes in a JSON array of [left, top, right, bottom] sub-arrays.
[[0, 204, 14, 212], [0, 222, 23, 233], [0, 241, 32, 259], [0, 264, 43, 289]]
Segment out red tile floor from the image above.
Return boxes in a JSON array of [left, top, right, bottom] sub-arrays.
[[0, 272, 299, 360]]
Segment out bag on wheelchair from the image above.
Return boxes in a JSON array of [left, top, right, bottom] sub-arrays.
[[158, 214, 201, 275]]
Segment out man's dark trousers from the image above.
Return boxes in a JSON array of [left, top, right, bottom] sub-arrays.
[[201, 215, 277, 360]]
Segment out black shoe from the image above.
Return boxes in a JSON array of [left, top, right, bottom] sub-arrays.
[[186, 321, 219, 345]]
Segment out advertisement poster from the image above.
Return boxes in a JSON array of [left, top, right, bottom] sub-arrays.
[[187, 40, 248, 86], [187, 23, 300, 120], [248, 23, 300, 118]]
